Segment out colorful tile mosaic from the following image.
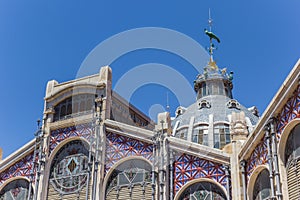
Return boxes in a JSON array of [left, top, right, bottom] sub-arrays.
[[105, 132, 153, 172], [0, 152, 35, 185], [49, 123, 93, 154], [174, 154, 227, 194], [277, 85, 300, 136], [246, 84, 299, 181], [246, 137, 268, 180]]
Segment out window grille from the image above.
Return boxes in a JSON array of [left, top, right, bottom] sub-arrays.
[[214, 124, 230, 149], [192, 126, 209, 146], [285, 124, 300, 199], [252, 169, 271, 200], [53, 94, 95, 121], [179, 181, 227, 200]]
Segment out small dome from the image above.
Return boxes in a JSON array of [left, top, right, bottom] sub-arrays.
[[171, 61, 259, 149]]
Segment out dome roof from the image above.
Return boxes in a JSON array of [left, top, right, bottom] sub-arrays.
[[171, 60, 259, 149], [172, 95, 258, 129]]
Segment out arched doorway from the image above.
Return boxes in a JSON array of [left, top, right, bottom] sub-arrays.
[[105, 158, 153, 200], [252, 169, 271, 200], [0, 178, 32, 200], [178, 181, 227, 200], [285, 124, 300, 199]]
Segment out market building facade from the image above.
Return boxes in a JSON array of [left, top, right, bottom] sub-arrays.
[[0, 29, 300, 200]]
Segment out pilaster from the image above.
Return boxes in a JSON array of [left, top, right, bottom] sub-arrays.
[[154, 112, 172, 200], [230, 112, 248, 200]]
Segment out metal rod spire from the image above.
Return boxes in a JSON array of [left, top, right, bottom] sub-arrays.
[[166, 92, 170, 112], [208, 8, 214, 61], [208, 8, 213, 32]]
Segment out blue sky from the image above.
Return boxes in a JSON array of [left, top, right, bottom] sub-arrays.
[[0, 1, 299, 158]]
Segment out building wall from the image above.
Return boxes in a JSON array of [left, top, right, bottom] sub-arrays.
[[239, 60, 300, 200], [0, 60, 299, 200]]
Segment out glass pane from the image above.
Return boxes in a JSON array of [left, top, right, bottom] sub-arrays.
[[253, 169, 270, 200], [192, 135, 198, 143], [0, 179, 31, 200], [179, 181, 226, 200], [67, 104, 72, 115], [214, 134, 220, 148], [198, 130, 203, 145], [220, 134, 225, 148], [218, 82, 224, 95], [132, 172, 144, 183], [203, 134, 208, 146], [219, 128, 225, 135], [49, 140, 89, 194], [118, 173, 129, 185], [60, 105, 66, 117], [226, 134, 231, 144]]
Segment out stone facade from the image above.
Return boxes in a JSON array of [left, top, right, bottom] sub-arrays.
[[0, 58, 300, 200]]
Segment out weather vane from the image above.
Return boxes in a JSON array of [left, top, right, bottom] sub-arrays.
[[204, 8, 220, 63]]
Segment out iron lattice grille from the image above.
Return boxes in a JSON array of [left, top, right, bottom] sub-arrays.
[[105, 159, 152, 200], [49, 123, 92, 154], [246, 137, 268, 181], [245, 85, 300, 184], [105, 132, 153, 173], [286, 158, 300, 199], [277, 84, 300, 137], [49, 140, 89, 195], [174, 154, 227, 195], [285, 124, 300, 199], [252, 169, 271, 200], [0, 153, 35, 185], [178, 181, 227, 200], [0, 179, 32, 200]]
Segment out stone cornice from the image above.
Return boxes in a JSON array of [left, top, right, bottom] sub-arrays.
[[48, 113, 94, 130], [168, 137, 230, 164], [45, 82, 106, 102], [0, 139, 35, 172], [104, 119, 154, 143]]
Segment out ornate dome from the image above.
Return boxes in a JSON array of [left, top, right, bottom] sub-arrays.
[[171, 60, 259, 149]]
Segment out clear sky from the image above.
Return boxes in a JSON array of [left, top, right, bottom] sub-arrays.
[[0, 1, 299, 158]]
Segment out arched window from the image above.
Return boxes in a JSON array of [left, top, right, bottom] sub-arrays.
[[53, 94, 95, 121], [106, 159, 153, 200], [179, 181, 227, 200], [175, 128, 188, 140], [214, 124, 230, 149], [192, 125, 209, 146], [47, 140, 90, 199], [252, 169, 271, 200], [0, 179, 32, 200], [284, 124, 300, 199]]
